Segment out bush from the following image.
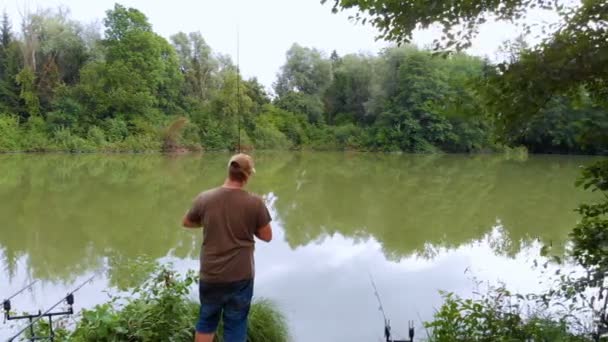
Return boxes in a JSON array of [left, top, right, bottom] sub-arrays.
[[113, 134, 162, 152], [307, 124, 338, 150], [333, 123, 364, 150], [103, 118, 129, 142], [179, 121, 203, 151], [252, 116, 291, 150], [86, 126, 107, 147], [425, 287, 590, 342], [0, 114, 22, 152], [39, 266, 289, 342], [21, 116, 51, 152], [52, 128, 96, 153]]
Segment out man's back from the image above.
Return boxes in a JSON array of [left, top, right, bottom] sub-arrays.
[[183, 153, 272, 342], [188, 187, 271, 283]]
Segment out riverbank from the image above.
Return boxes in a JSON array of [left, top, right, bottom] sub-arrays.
[[3, 114, 605, 156]]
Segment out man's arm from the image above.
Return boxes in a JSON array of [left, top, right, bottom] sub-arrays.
[[182, 214, 201, 228], [255, 223, 273, 242], [182, 196, 203, 229]]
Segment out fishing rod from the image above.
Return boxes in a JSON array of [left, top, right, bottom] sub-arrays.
[[369, 273, 415, 342], [5, 273, 98, 342], [369, 272, 390, 339], [236, 25, 242, 153], [3, 280, 38, 307]]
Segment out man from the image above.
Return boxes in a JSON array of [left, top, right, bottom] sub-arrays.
[[182, 153, 273, 342]]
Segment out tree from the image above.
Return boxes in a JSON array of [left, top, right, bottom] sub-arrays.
[[1, 11, 11, 48], [170, 31, 217, 102], [0, 12, 23, 115], [480, 2, 608, 139], [103, 3, 151, 41], [325, 0, 608, 140], [74, 4, 183, 120], [15, 67, 40, 117], [274, 43, 332, 97], [244, 77, 270, 113], [323, 53, 372, 125], [274, 43, 333, 125], [33, 8, 90, 85], [323, 0, 565, 50], [274, 91, 324, 124]]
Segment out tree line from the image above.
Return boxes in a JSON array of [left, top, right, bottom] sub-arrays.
[[0, 3, 605, 154]]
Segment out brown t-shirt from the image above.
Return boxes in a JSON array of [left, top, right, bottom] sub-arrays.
[[186, 187, 272, 283]]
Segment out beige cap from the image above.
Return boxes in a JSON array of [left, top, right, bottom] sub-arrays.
[[228, 153, 256, 176]]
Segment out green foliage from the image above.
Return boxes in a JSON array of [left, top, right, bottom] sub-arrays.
[[245, 299, 290, 342], [74, 267, 197, 341], [0, 114, 21, 151], [103, 118, 129, 142], [568, 161, 608, 303], [324, 53, 372, 125], [0, 3, 605, 154], [333, 123, 364, 150], [251, 114, 292, 150], [274, 91, 324, 124], [86, 126, 107, 146], [116, 134, 162, 152], [103, 4, 152, 42], [274, 43, 332, 97], [52, 127, 95, 152], [170, 31, 217, 102], [15, 68, 40, 117], [325, 0, 608, 155], [22, 116, 50, 152], [33, 265, 289, 342], [323, 0, 563, 50], [425, 288, 589, 342]]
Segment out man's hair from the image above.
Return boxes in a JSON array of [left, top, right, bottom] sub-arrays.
[[228, 161, 248, 182]]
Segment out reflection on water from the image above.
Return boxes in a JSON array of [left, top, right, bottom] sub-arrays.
[[0, 153, 600, 341]]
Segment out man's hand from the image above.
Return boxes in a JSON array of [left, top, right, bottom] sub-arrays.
[[182, 215, 201, 228], [255, 224, 272, 242]]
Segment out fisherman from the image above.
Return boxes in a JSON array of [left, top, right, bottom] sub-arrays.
[[182, 153, 273, 342]]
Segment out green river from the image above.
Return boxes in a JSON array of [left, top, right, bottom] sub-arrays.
[[0, 152, 602, 341]]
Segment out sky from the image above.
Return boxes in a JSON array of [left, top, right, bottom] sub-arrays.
[[2, 0, 559, 90]]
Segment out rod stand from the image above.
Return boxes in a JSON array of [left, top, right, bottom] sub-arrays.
[[3, 296, 74, 342], [386, 320, 415, 342]]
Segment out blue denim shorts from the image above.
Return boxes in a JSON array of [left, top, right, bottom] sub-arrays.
[[196, 278, 254, 341]]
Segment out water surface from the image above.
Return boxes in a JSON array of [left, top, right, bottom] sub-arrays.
[[0, 152, 601, 341]]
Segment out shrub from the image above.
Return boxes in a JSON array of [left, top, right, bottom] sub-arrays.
[[252, 116, 291, 150], [21, 116, 51, 152], [0, 114, 22, 152], [333, 123, 364, 150], [86, 126, 107, 147], [425, 287, 590, 342], [115, 134, 162, 152], [39, 266, 290, 342], [52, 128, 96, 153], [103, 118, 129, 142]]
